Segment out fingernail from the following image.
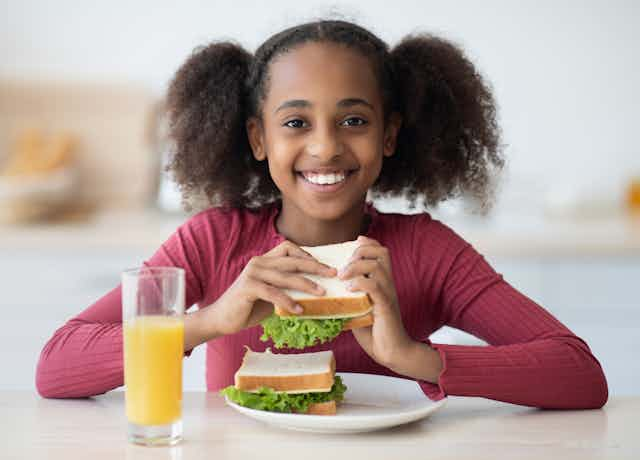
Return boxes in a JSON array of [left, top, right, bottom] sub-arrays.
[[294, 304, 303, 313], [315, 285, 325, 294]]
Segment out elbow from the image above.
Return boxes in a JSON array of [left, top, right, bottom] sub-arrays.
[[35, 353, 99, 399], [35, 343, 77, 399], [35, 321, 122, 399], [35, 366, 97, 399], [588, 364, 609, 409], [559, 335, 609, 409], [35, 365, 55, 398], [35, 352, 62, 399], [36, 375, 56, 399]]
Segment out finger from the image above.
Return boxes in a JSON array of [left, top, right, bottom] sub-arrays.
[[341, 246, 391, 279], [267, 240, 314, 259], [246, 299, 275, 328], [349, 243, 389, 262], [252, 267, 325, 296], [338, 259, 380, 280], [356, 235, 381, 247], [253, 281, 303, 314], [259, 256, 336, 277], [347, 276, 390, 311]]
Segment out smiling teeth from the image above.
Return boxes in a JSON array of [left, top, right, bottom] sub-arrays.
[[302, 172, 346, 185]]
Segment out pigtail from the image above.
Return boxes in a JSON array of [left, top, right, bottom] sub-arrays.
[[165, 41, 259, 210], [380, 34, 504, 212]]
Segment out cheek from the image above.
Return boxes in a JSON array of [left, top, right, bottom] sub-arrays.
[[264, 139, 297, 189], [355, 136, 384, 171]]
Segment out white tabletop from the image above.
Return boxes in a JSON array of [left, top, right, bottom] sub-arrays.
[[1, 391, 636, 460]]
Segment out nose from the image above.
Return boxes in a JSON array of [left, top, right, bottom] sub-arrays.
[[307, 123, 343, 160]]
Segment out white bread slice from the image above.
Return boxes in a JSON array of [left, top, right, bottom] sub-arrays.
[[234, 348, 335, 394], [279, 240, 372, 318]]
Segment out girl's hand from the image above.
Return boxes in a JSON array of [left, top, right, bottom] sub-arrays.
[[339, 236, 414, 369], [205, 240, 337, 337]]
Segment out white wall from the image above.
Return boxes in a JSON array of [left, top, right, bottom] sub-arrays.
[[2, 0, 639, 213]]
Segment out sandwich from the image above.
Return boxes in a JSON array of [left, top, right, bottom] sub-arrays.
[[260, 240, 373, 349], [220, 348, 346, 415]]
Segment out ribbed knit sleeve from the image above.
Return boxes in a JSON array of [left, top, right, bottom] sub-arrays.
[[35, 213, 213, 398], [415, 218, 608, 409]]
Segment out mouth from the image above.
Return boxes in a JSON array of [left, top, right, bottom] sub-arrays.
[[295, 169, 358, 193]]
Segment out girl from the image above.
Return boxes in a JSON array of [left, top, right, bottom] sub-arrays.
[[36, 19, 607, 409]]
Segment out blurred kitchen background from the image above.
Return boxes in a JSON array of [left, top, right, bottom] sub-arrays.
[[1, 1, 639, 396]]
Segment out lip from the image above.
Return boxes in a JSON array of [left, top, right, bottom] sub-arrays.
[[296, 170, 356, 193]]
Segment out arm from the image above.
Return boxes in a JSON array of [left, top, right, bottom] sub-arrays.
[[413, 229, 608, 409], [35, 218, 209, 398]]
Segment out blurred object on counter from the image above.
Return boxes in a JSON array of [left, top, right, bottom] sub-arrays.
[[0, 80, 158, 219], [543, 181, 625, 220], [627, 176, 640, 214], [1, 128, 74, 175], [0, 128, 79, 223]]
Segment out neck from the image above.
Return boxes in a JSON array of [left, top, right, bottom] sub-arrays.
[[275, 198, 370, 247]]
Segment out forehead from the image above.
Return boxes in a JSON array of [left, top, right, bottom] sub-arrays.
[[264, 41, 381, 108]]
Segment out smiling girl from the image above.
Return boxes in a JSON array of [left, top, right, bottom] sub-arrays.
[[36, 19, 607, 409]]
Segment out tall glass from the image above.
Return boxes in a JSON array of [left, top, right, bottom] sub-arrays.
[[122, 267, 185, 446]]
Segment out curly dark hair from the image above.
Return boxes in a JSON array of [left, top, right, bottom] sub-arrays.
[[166, 19, 504, 213]]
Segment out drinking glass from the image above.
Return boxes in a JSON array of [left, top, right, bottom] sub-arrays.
[[122, 266, 185, 446]]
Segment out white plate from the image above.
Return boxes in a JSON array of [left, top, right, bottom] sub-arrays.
[[224, 372, 447, 433]]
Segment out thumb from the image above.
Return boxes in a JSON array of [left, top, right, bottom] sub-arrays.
[[246, 299, 274, 328]]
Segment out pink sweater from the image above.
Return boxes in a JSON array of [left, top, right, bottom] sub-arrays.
[[36, 202, 608, 409]]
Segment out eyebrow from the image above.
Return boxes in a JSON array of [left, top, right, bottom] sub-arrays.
[[274, 98, 374, 113]]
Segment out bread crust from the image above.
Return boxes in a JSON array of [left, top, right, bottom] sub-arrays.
[[302, 400, 337, 415], [342, 312, 374, 330], [275, 295, 372, 317], [235, 355, 336, 392]]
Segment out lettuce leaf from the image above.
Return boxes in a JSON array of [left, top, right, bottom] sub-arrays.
[[220, 376, 347, 413], [260, 314, 347, 349]]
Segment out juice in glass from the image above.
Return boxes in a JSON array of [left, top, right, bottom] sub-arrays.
[[124, 316, 184, 425], [121, 266, 185, 446]]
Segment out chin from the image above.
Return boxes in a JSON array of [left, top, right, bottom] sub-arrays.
[[300, 197, 363, 221]]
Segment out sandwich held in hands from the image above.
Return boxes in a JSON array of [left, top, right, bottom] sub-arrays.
[[260, 240, 373, 349], [220, 348, 346, 415]]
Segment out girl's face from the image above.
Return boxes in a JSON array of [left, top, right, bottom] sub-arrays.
[[247, 41, 401, 222]]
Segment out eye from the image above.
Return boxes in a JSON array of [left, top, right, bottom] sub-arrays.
[[342, 117, 368, 127], [284, 119, 307, 129]]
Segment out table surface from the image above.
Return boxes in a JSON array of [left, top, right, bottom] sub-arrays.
[[1, 391, 636, 460]]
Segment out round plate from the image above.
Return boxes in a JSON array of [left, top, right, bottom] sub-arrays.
[[224, 372, 447, 433]]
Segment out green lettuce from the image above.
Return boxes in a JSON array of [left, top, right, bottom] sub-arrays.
[[220, 376, 347, 413], [260, 314, 347, 349]]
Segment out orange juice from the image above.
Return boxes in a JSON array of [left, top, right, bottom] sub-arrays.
[[124, 316, 184, 426]]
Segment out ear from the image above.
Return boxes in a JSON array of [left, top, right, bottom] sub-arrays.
[[383, 112, 402, 158], [246, 116, 266, 161]]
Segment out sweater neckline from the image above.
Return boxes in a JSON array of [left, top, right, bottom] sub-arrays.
[[268, 200, 379, 245]]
